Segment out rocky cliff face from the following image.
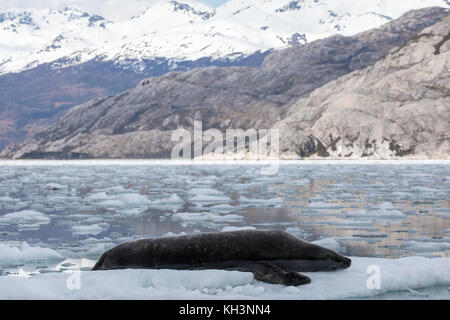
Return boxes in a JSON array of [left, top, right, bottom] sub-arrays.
[[0, 51, 268, 151], [275, 14, 450, 159], [2, 8, 449, 159], [5, 1, 448, 150]]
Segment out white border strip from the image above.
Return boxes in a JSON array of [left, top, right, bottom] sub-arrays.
[[0, 160, 449, 166]]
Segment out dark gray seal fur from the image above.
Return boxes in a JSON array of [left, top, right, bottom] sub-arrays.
[[92, 230, 351, 286]]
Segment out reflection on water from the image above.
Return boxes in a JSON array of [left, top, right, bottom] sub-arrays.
[[0, 164, 449, 275]]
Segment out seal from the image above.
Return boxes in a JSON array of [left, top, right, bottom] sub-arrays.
[[92, 230, 351, 286]]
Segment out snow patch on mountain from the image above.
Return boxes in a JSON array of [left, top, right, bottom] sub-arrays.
[[0, 0, 448, 75]]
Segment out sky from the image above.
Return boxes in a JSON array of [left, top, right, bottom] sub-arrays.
[[0, 0, 229, 20]]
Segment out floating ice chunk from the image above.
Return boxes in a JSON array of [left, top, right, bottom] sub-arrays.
[[208, 204, 239, 213], [188, 188, 225, 196], [0, 269, 253, 299], [96, 199, 126, 207], [344, 204, 406, 220], [353, 232, 388, 238], [412, 186, 440, 194], [148, 194, 185, 212], [312, 238, 343, 253], [44, 183, 65, 191], [0, 242, 62, 263], [52, 258, 97, 272], [162, 194, 184, 204], [72, 224, 109, 236], [162, 232, 187, 238], [0, 210, 51, 229], [101, 186, 127, 194], [0, 196, 17, 202], [402, 239, 450, 253], [8, 268, 39, 278], [390, 192, 413, 200], [188, 188, 231, 205], [315, 219, 373, 227], [116, 193, 151, 205], [221, 226, 256, 232], [239, 196, 283, 207], [120, 208, 146, 216], [84, 216, 108, 224], [366, 202, 405, 217], [291, 179, 310, 186], [308, 201, 342, 209], [300, 256, 450, 300], [79, 237, 113, 245], [190, 194, 232, 204], [86, 192, 110, 200], [86, 192, 151, 207], [172, 212, 243, 223], [0, 257, 449, 300], [336, 193, 355, 199], [407, 288, 429, 297]]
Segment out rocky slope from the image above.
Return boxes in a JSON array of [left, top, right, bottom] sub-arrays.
[[2, 0, 448, 75], [275, 14, 450, 159], [2, 8, 449, 159], [0, 50, 268, 150], [1, 0, 449, 150]]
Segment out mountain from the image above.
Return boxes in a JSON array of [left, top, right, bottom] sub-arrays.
[[1, 0, 449, 74], [0, 0, 448, 150], [3, 7, 448, 159], [275, 14, 450, 159], [0, 7, 109, 74]]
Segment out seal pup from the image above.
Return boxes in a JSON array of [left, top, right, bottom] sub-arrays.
[[92, 230, 351, 286]]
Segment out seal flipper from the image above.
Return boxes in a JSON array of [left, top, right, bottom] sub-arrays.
[[251, 263, 311, 286]]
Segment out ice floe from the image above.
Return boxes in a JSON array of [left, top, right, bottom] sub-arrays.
[[343, 203, 406, 222], [86, 192, 110, 201], [0, 210, 51, 229], [0, 196, 18, 202], [148, 194, 185, 212], [0, 162, 448, 299], [0, 256, 448, 300], [96, 199, 126, 207], [116, 193, 151, 205], [44, 183, 65, 191], [71, 224, 109, 236], [402, 238, 450, 253], [308, 201, 342, 210], [172, 212, 243, 224], [188, 188, 231, 206], [221, 226, 257, 232], [0, 242, 62, 264], [239, 196, 283, 207]]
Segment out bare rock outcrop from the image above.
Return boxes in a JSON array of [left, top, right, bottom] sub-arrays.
[[2, 7, 449, 159], [276, 15, 450, 159]]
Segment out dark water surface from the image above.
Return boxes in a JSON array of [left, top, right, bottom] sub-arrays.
[[0, 163, 448, 269]]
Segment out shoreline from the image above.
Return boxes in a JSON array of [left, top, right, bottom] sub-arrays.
[[0, 159, 449, 166]]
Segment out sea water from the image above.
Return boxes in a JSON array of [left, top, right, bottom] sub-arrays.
[[0, 161, 448, 299]]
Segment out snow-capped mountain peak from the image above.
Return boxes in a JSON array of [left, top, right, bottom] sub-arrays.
[[136, 0, 215, 22], [0, 7, 111, 71], [0, 0, 448, 75]]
